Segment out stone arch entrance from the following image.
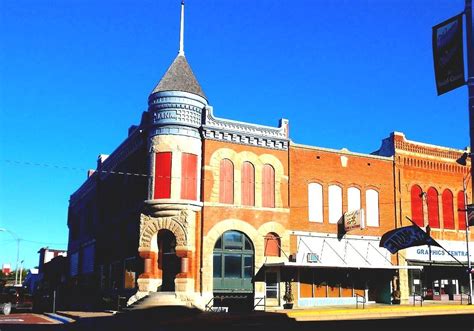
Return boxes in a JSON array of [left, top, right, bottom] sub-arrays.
[[137, 212, 194, 294]]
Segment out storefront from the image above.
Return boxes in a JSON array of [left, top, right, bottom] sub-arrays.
[[266, 232, 422, 307], [405, 240, 473, 301]]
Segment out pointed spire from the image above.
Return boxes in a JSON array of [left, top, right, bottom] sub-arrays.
[[178, 1, 185, 56]]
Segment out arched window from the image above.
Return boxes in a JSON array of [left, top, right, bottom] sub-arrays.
[[264, 232, 280, 257], [366, 189, 379, 227], [308, 183, 323, 222], [427, 187, 440, 228], [219, 159, 234, 204], [241, 161, 255, 206], [442, 189, 454, 229], [213, 230, 254, 292], [328, 185, 342, 224], [262, 164, 275, 208], [410, 185, 424, 227], [347, 187, 361, 212], [458, 191, 467, 230]]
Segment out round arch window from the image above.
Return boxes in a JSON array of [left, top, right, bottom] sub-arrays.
[[213, 230, 254, 293]]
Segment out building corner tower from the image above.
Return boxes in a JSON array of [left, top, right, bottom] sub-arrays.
[[136, 1, 206, 303]]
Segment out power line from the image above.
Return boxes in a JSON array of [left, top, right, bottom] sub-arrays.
[[2, 159, 149, 177]]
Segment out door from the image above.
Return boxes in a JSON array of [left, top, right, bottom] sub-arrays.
[[158, 230, 180, 291]]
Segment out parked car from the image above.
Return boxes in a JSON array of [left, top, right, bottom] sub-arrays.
[[0, 285, 33, 315]]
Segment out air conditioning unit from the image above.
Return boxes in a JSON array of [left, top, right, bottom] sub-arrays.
[[307, 253, 320, 263]]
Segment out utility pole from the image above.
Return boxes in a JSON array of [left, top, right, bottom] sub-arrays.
[[467, 0, 474, 196], [465, 0, 474, 305], [464, 177, 473, 304], [0, 228, 21, 286]]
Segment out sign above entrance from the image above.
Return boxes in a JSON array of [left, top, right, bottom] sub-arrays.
[[405, 240, 473, 263]]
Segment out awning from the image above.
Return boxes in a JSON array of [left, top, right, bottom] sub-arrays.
[[264, 261, 423, 270], [406, 260, 467, 268]]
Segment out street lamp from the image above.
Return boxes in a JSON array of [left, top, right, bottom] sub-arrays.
[[0, 228, 21, 286], [457, 152, 473, 304]]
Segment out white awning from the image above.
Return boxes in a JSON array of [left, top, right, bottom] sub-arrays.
[[263, 261, 423, 270]]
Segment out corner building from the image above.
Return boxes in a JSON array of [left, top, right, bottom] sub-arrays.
[[66, 5, 472, 311]]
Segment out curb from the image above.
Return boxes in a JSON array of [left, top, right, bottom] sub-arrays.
[[44, 313, 75, 324]]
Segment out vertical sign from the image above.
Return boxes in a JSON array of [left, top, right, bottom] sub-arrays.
[[432, 14, 465, 95]]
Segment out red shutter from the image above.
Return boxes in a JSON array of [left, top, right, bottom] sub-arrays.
[[410, 185, 424, 227], [264, 233, 280, 257], [154, 152, 172, 199], [262, 164, 275, 208], [241, 162, 255, 206], [219, 159, 234, 204], [458, 191, 467, 230], [181, 153, 197, 200], [427, 187, 440, 228], [442, 189, 454, 230]]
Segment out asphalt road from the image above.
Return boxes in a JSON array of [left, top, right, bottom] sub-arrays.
[[0, 308, 473, 331]]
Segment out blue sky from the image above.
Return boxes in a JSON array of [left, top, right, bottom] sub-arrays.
[[0, 0, 470, 270]]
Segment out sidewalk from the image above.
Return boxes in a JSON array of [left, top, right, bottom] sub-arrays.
[[271, 301, 474, 321], [52, 300, 474, 324]]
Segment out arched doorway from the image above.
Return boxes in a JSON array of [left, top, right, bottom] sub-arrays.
[[213, 230, 254, 311], [158, 229, 180, 291]]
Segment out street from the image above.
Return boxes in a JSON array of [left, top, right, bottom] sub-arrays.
[[0, 307, 473, 331]]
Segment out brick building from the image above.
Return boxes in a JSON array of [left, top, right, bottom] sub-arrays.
[[375, 132, 473, 302], [66, 3, 472, 310]]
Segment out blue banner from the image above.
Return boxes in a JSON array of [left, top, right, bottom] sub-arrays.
[[432, 14, 465, 95], [379, 225, 441, 254]]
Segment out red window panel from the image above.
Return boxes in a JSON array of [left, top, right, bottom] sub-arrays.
[[264, 233, 280, 257], [181, 153, 197, 200], [154, 152, 172, 199], [262, 164, 275, 208], [442, 189, 454, 230], [458, 191, 467, 230], [410, 185, 424, 227], [427, 187, 440, 229], [219, 159, 234, 204], [241, 161, 255, 206]]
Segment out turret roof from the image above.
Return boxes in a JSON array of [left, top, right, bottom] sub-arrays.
[[150, 55, 206, 99]]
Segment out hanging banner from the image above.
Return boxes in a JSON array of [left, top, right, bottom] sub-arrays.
[[432, 14, 465, 95], [343, 209, 365, 232], [379, 225, 441, 254]]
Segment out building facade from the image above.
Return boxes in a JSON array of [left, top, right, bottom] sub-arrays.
[[375, 132, 473, 302], [66, 4, 473, 310]]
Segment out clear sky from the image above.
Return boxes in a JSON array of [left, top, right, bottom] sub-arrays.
[[0, 0, 470, 270]]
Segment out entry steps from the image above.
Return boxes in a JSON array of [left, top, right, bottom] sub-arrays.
[[126, 292, 188, 310]]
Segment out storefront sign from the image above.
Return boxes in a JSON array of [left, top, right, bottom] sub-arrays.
[[405, 240, 473, 263], [343, 209, 365, 232]]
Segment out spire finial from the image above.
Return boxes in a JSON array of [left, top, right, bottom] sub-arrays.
[[178, 1, 185, 56]]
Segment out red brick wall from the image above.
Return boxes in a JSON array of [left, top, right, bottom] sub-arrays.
[[289, 145, 396, 238], [201, 139, 289, 236], [392, 132, 472, 242]]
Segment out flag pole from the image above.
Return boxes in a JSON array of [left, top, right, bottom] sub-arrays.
[[462, 175, 473, 304], [405, 217, 467, 268]]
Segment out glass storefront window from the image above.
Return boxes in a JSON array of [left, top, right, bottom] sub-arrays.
[[213, 254, 222, 277], [224, 254, 241, 278]]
